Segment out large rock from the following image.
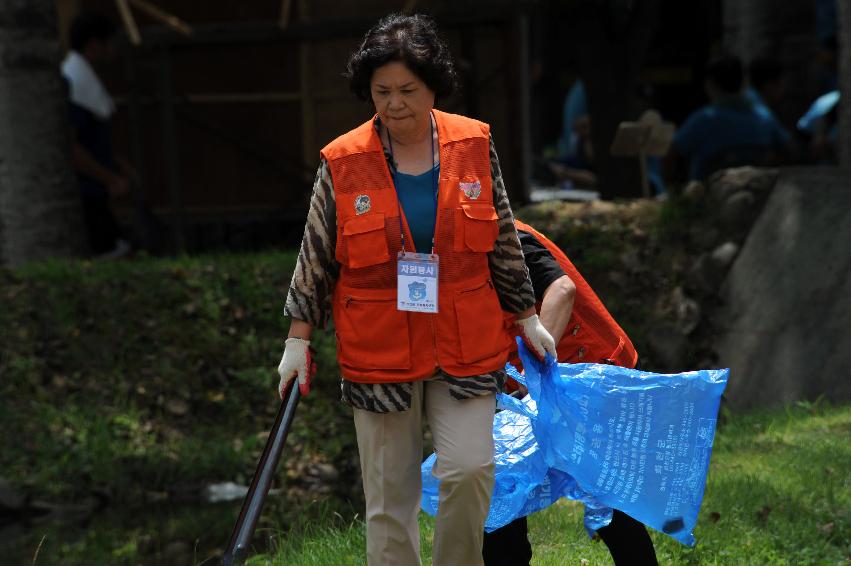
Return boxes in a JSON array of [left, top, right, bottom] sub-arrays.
[[716, 168, 851, 409], [708, 167, 778, 201]]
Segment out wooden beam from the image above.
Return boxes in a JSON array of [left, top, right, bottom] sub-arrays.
[[403, 0, 418, 14], [111, 89, 345, 105], [299, 0, 317, 184], [183, 92, 302, 104], [279, 0, 293, 29], [115, 0, 141, 45], [515, 12, 532, 202], [123, 15, 508, 49], [55, 0, 82, 52], [127, 0, 193, 36], [158, 48, 186, 252]]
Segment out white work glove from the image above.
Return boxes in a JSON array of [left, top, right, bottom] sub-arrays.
[[277, 337, 315, 398], [516, 314, 557, 360]]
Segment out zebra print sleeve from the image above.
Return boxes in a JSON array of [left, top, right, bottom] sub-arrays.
[[487, 136, 536, 314], [284, 160, 339, 329]]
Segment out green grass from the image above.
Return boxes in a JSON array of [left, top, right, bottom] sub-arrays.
[[0, 251, 356, 505], [254, 403, 851, 565], [3, 204, 846, 564], [1, 251, 364, 565], [0, 199, 686, 506]]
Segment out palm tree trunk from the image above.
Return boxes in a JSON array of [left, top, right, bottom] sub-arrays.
[[0, 0, 87, 266]]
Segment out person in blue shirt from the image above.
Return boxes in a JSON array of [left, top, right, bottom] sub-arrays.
[[798, 35, 840, 164], [547, 80, 598, 188], [671, 55, 790, 180], [797, 89, 839, 163], [556, 80, 590, 168]]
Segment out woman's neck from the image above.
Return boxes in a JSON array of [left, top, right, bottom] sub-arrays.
[[384, 115, 433, 147]]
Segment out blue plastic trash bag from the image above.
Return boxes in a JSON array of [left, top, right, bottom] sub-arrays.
[[421, 340, 728, 546], [422, 389, 612, 534]]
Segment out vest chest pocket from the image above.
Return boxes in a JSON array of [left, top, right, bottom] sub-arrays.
[[454, 204, 499, 252], [339, 213, 390, 268]]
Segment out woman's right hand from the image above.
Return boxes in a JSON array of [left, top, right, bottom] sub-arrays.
[[277, 337, 315, 398]]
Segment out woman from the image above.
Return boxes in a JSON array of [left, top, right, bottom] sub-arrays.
[[278, 14, 555, 566]]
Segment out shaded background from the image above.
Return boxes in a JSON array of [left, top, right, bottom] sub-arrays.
[[0, 1, 849, 564], [22, 0, 845, 254]]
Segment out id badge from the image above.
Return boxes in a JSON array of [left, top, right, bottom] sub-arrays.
[[397, 251, 439, 313]]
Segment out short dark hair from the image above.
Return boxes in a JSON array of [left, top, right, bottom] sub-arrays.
[[749, 57, 783, 90], [69, 11, 115, 52], [706, 55, 743, 94], [345, 13, 458, 101]]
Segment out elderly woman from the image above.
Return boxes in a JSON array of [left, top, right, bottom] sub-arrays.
[[278, 13, 555, 566]]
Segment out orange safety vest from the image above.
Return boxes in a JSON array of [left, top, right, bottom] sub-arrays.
[[322, 109, 512, 383], [511, 221, 638, 368]]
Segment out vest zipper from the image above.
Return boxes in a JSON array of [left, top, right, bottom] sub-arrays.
[[344, 295, 393, 307]]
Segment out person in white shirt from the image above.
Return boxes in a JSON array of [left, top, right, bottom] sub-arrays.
[[61, 11, 131, 258]]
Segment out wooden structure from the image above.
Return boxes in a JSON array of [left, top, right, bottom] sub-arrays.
[[57, 0, 536, 253]]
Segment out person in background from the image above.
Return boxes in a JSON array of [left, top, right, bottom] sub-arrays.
[[747, 58, 790, 126], [481, 220, 658, 566], [277, 13, 555, 566], [669, 55, 791, 180], [61, 11, 132, 258], [798, 36, 840, 164], [549, 79, 598, 187], [556, 79, 590, 167], [797, 89, 839, 164]]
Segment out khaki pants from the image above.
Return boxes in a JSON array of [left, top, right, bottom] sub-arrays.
[[353, 379, 496, 566]]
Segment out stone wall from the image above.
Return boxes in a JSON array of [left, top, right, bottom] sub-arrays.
[[715, 167, 851, 409]]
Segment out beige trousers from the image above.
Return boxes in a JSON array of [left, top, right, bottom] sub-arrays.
[[353, 378, 496, 566]]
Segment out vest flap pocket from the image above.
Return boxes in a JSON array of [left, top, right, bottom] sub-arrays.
[[454, 279, 507, 364], [461, 204, 498, 222], [335, 293, 411, 371], [343, 213, 385, 235], [342, 213, 390, 269], [456, 204, 499, 252]]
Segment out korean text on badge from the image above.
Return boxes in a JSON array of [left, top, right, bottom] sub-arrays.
[[397, 252, 439, 313]]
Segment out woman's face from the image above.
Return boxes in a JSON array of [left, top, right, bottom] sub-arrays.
[[370, 61, 436, 141]]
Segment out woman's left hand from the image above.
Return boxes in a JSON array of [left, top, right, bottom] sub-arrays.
[[516, 314, 557, 360]]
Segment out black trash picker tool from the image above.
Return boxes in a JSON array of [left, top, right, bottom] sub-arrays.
[[221, 382, 302, 565]]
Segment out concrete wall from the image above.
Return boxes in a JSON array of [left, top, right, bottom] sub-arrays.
[[716, 167, 851, 409]]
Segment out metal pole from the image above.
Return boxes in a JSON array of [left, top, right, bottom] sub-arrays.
[[221, 384, 302, 565]]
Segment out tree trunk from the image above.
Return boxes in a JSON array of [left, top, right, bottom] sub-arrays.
[[839, 0, 851, 168], [571, 0, 663, 199], [0, 0, 87, 267]]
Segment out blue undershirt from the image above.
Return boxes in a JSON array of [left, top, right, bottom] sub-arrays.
[[393, 164, 440, 254]]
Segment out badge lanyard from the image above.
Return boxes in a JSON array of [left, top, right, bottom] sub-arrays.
[[387, 114, 438, 254], [387, 114, 440, 314]]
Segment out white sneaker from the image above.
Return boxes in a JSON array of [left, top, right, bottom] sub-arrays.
[[96, 239, 132, 260]]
